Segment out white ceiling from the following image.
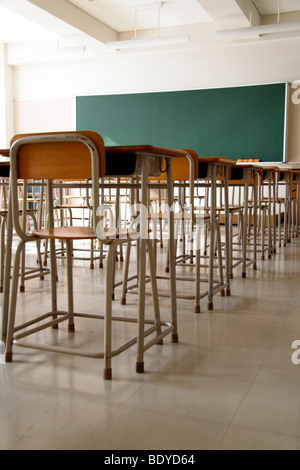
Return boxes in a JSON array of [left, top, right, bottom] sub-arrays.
[[68, 0, 213, 32], [253, 0, 300, 15], [1, 0, 300, 64]]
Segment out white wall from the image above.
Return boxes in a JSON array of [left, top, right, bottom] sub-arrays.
[[12, 34, 300, 158], [0, 44, 14, 147], [14, 36, 300, 98], [14, 97, 75, 134]]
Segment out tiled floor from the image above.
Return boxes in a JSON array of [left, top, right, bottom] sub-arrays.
[[1, 235, 300, 450]]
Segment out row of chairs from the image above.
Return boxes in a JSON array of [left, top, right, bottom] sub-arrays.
[[0, 132, 299, 379]]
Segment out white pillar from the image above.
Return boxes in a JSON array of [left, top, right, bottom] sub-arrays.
[[0, 43, 14, 148]]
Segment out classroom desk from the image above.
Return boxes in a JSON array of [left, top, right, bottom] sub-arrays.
[[105, 145, 192, 359], [227, 163, 260, 277], [2, 141, 189, 377], [290, 170, 300, 237], [152, 154, 236, 311], [151, 154, 237, 311], [143, 152, 235, 311], [195, 157, 236, 307], [235, 163, 297, 257], [0, 151, 10, 178], [0, 161, 10, 175]]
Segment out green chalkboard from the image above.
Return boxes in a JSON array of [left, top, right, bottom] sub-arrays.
[[76, 83, 287, 162]]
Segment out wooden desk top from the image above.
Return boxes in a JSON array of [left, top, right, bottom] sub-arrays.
[[0, 149, 9, 158], [106, 145, 196, 180], [105, 145, 188, 159], [198, 156, 236, 166], [0, 158, 10, 177]]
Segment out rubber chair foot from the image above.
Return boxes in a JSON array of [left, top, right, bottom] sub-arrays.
[[172, 333, 179, 343], [226, 289, 231, 296], [90, 263, 94, 270], [242, 272, 246, 278], [5, 351, 12, 362], [220, 290, 225, 297], [136, 361, 144, 373], [103, 368, 112, 380], [20, 286, 25, 293], [120, 297, 126, 305], [68, 324, 75, 333], [208, 302, 213, 311], [194, 305, 200, 313]]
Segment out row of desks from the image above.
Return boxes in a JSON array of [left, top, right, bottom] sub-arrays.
[[0, 140, 299, 377]]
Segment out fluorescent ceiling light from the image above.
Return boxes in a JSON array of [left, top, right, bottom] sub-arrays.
[[217, 21, 300, 39], [106, 34, 189, 50]]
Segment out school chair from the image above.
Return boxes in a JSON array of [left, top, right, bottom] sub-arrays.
[[3, 132, 175, 379]]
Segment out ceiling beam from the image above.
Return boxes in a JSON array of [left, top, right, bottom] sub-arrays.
[[197, 0, 260, 28], [27, 0, 118, 43], [0, 0, 118, 44]]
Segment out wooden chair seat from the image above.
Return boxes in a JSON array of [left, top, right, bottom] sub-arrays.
[[149, 212, 194, 221], [203, 205, 244, 212], [195, 213, 214, 221], [33, 225, 139, 241], [0, 208, 37, 216], [33, 226, 96, 240], [55, 204, 89, 210]]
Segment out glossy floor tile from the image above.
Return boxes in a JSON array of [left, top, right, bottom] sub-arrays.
[[1, 235, 300, 450]]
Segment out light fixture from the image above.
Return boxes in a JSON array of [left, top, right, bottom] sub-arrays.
[[106, 34, 189, 50], [217, 21, 300, 39], [217, 0, 300, 40]]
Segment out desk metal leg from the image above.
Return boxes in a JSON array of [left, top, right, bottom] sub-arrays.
[[1, 201, 12, 344], [253, 171, 258, 270], [272, 174, 277, 253], [208, 165, 216, 310], [242, 174, 249, 278], [224, 166, 231, 295], [166, 158, 178, 342], [268, 178, 272, 257], [136, 159, 149, 373]]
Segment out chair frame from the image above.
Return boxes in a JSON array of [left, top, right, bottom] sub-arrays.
[[3, 133, 175, 379]]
